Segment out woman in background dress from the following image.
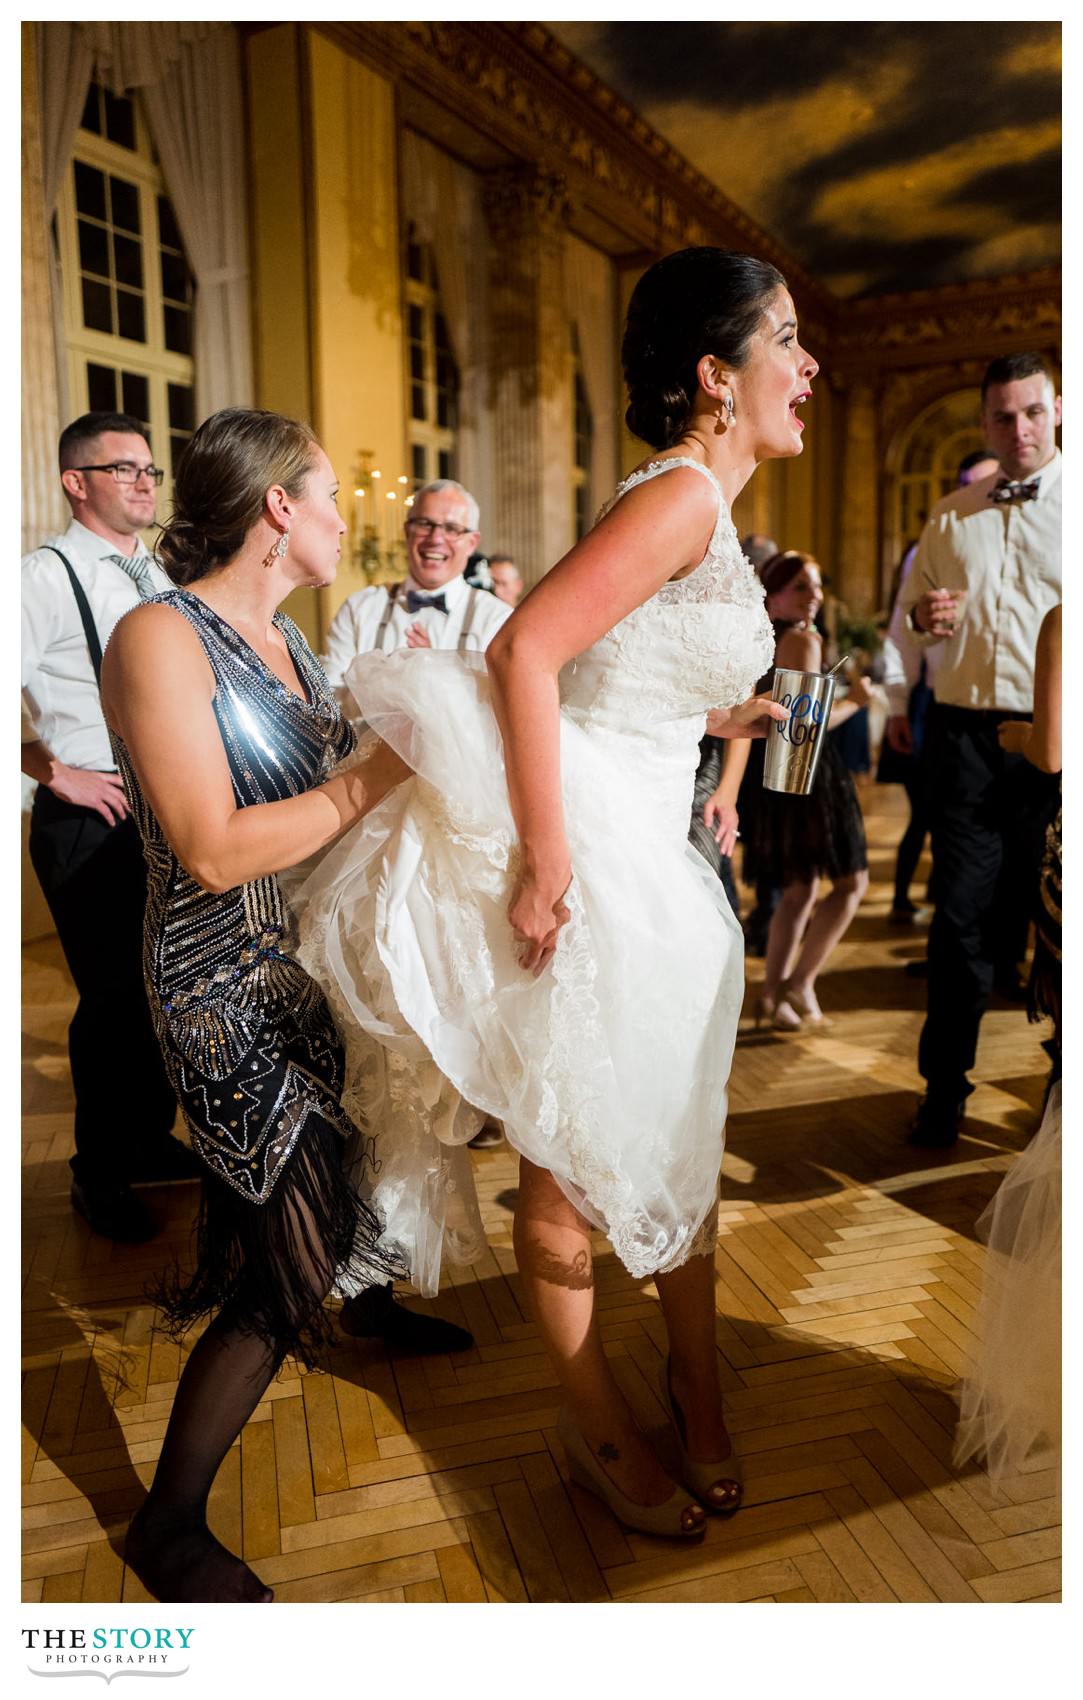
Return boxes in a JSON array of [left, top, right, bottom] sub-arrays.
[[744, 550, 870, 1029]]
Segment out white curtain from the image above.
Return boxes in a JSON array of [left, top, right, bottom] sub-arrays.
[[23, 25, 74, 546], [89, 23, 253, 419], [400, 130, 492, 535], [137, 31, 253, 417], [29, 19, 252, 465], [35, 21, 96, 438], [565, 233, 619, 508], [81, 21, 216, 94]]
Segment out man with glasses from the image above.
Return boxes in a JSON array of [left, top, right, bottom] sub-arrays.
[[22, 411, 196, 1242], [322, 479, 513, 687], [321, 477, 513, 1354]]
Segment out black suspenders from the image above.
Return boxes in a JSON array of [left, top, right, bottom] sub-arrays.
[[45, 546, 104, 685], [374, 582, 404, 651]]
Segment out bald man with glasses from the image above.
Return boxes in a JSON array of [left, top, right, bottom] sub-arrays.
[[22, 411, 197, 1243], [322, 479, 513, 692]]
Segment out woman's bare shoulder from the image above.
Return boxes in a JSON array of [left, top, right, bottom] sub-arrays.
[[102, 597, 214, 713], [775, 625, 822, 671]]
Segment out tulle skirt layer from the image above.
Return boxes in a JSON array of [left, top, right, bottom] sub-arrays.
[[289, 649, 744, 1291], [954, 1084, 1061, 1485]]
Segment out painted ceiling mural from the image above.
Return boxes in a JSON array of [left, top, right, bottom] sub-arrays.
[[546, 20, 1061, 298]]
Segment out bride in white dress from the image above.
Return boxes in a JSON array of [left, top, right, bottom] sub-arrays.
[[294, 247, 818, 1536]]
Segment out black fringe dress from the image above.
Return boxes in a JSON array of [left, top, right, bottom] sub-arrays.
[[742, 621, 868, 888], [111, 590, 406, 1364]]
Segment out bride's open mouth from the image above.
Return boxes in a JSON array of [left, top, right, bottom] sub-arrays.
[[789, 390, 811, 429]]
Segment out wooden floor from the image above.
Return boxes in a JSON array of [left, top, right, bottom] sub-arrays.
[[22, 786, 1060, 1604]]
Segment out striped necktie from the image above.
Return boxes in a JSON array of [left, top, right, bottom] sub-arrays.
[[106, 552, 158, 601]]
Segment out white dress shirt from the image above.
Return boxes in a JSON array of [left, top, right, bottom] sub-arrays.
[[898, 450, 1062, 712], [22, 517, 172, 772], [882, 543, 938, 717], [321, 570, 513, 691]]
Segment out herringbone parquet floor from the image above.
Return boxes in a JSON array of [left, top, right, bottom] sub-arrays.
[[22, 787, 1060, 1603]]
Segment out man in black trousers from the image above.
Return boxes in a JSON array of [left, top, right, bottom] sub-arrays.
[[22, 412, 197, 1240], [899, 354, 1062, 1145]]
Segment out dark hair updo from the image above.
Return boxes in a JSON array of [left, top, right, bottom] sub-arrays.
[[622, 247, 786, 450], [156, 407, 319, 585]]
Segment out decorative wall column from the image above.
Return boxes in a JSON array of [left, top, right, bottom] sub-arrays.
[[482, 165, 572, 584], [835, 377, 879, 614]]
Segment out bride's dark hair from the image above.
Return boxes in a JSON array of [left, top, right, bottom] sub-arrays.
[[622, 247, 786, 450]]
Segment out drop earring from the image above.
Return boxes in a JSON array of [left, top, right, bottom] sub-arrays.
[[261, 530, 289, 570], [724, 396, 735, 426]]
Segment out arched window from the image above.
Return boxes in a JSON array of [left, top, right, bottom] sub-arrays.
[[404, 226, 459, 490], [894, 391, 987, 551], [571, 324, 593, 541], [54, 80, 196, 504]]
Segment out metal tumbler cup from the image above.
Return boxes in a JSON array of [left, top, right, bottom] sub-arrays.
[[763, 667, 837, 795]]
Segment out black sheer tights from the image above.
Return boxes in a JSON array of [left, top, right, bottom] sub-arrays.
[[127, 1136, 349, 1604]]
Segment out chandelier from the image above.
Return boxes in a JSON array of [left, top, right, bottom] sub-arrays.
[[349, 451, 413, 583]]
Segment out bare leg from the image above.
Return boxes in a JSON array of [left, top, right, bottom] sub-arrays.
[[785, 869, 869, 1015], [655, 1254, 729, 1459], [514, 1156, 700, 1522], [762, 878, 818, 1005], [655, 1251, 741, 1511]]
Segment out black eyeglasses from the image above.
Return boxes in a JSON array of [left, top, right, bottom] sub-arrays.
[[75, 462, 165, 487], [405, 517, 473, 540]]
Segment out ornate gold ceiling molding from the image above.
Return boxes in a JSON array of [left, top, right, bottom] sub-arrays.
[[312, 19, 834, 342], [306, 21, 1058, 375], [833, 269, 1061, 370]]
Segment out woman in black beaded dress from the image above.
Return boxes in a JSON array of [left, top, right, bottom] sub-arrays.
[[743, 550, 870, 1029], [100, 409, 410, 1604]]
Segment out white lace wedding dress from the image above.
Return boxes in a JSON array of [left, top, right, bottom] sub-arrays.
[[291, 459, 776, 1294]]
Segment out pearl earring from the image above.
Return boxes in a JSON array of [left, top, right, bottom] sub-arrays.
[[276, 530, 290, 558]]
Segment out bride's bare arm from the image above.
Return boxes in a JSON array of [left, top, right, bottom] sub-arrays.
[[101, 603, 409, 893], [486, 469, 718, 971]]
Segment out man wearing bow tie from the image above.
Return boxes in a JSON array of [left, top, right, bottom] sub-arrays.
[[321, 477, 513, 1352], [899, 353, 1062, 1146], [322, 479, 513, 689], [22, 413, 195, 1241]]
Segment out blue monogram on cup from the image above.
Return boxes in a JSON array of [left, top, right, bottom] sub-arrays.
[[778, 691, 823, 748]]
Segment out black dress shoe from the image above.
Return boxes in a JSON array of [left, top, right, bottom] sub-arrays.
[[130, 1137, 202, 1184], [908, 1094, 967, 1148], [339, 1283, 474, 1354], [467, 1122, 504, 1150], [904, 959, 929, 978], [71, 1179, 157, 1243]]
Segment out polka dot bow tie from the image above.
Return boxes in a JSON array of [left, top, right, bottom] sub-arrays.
[[989, 478, 1040, 504]]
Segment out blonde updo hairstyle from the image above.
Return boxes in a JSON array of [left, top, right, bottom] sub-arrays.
[[157, 407, 319, 586]]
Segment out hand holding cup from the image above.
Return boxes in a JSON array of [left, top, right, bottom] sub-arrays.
[[915, 588, 966, 636]]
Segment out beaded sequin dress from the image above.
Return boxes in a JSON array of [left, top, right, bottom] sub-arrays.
[[111, 590, 405, 1362], [292, 459, 776, 1286]]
